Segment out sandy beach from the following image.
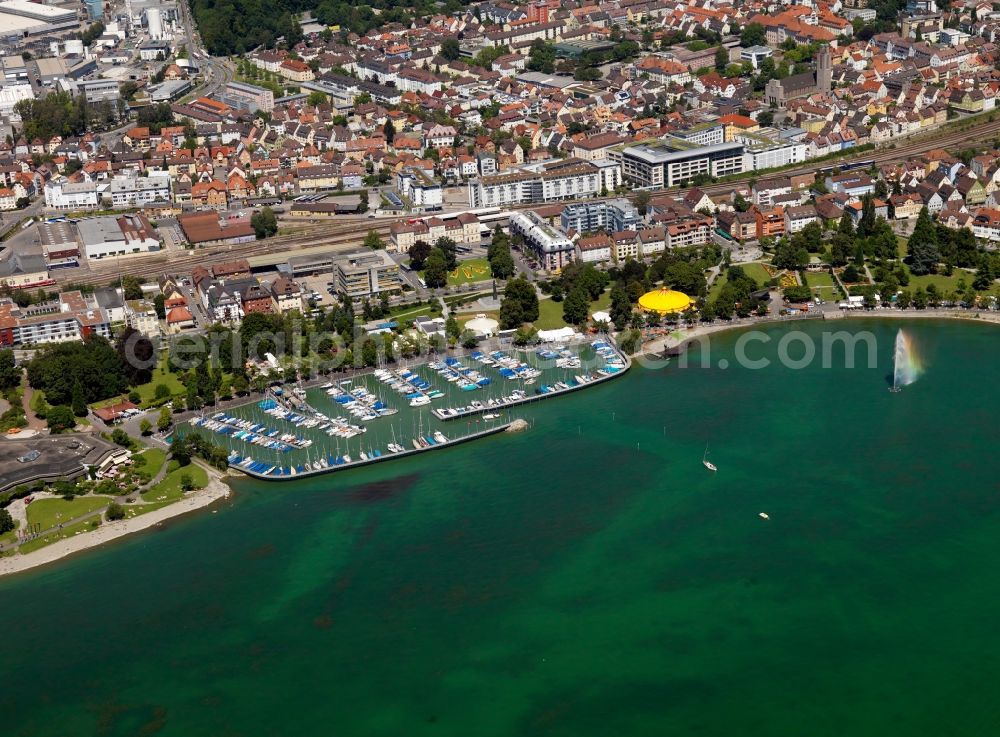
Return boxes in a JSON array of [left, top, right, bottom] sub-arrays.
[[0, 476, 232, 577]]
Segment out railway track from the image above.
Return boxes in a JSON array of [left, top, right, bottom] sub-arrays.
[[51, 112, 1000, 287], [57, 220, 399, 287]]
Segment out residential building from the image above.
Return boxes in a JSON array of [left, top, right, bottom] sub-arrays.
[[509, 210, 575, 271], [469, 159, 602, 208], [784, 204, 818, 233], [561, 199, 642, 234], [124, 299, 161, 337], [44, 177, 99, 210]]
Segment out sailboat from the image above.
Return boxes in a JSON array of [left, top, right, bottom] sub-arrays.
[[702, 444, 717, 472]]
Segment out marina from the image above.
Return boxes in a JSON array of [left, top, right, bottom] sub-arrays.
[[178, 338, 630, 479]]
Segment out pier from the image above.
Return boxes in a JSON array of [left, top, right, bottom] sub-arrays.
[[234, 420, 515, 481], [180, 337, 631, 481]]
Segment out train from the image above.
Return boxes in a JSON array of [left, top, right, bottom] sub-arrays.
[[816, 159, 875, 177]]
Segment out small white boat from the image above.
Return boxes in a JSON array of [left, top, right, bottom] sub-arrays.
[[759, 512, 769, 520], [702, 444, 717, 472]]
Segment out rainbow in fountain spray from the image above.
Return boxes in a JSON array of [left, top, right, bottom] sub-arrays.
[[891, 328, 922, 391]]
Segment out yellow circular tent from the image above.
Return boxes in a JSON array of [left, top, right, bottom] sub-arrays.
[[638, 287, 693, 314]]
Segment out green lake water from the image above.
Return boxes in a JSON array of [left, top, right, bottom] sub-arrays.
[[3, 319, 1000, 736]]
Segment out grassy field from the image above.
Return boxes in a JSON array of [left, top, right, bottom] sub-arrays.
[[804, 270, 842, 299], [26, 497, 108, 531], [0, 519, 18, 546], [141, 461, 207, 505], [18, 519, 98, 554], [420, 258, 493, 287], [135, 366, 186, 405], [135, 448, 167, 479], [384, 304, 435, 323], [534, 290, 611, 330], [448, 258, 492, 285], [740, 262, 774, 286], [897, 235, 909, 258], [903, 268, 970, 295], [708, 274, 728, 301]]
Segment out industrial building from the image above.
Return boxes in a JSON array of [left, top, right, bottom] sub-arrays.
[[0, 0, 78, 41], [76, 215, 160, 260]]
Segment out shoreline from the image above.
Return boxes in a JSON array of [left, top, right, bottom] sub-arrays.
[[638, 309, 1000, 355], [0, 475, 232, 578]]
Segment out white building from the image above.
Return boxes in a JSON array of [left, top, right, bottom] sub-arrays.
[[469, 159, 603, 208], [740, 139, 808, 171], [509, 210, 575, 271], [44, 177, 99, 210], [77, 214, 160, 260], [784, 204, 818, 233], [610, 141, 745, 188], [397, 168, 443, 210], [101, 172, 171, 207]]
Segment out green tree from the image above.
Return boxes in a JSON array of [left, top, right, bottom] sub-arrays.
[[122, 275, 143, 300], [157, 406, 172, 432], [408, 240, 432, 270], [106, 502, 125, 521], [0, 507, 13, 535], [908, 206, 940, 275], [499, 277, 539, 329], [489, 241, 515, 279], [0, 348, 19, 390], [740, 23, 766, 47], [306, 90, 327, 106], [527, 39, 556, 73], [46, 405, 76, 433], [435, 236, 458, 270], [71, 380, 87, 417], [634, 189, 651, 216], [441, 38, 461, 61], [361, 337, 378, 367], [363, 229, 384, 250], [423, 248, 449, 288], [251, 206, 278, 239], [609, 283, 632, 329], [562, 285, 590, 325], [715, 44, 728, 72], [383, 118, 395, 145]]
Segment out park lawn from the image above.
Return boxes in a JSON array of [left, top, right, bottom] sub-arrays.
[[897, 236, 908, 258], [141, 460, 207, 504], [741, 262, 773, 286], [384, 304, 435, 323], [125, 498, 182, 518], [135, 448, 167, 479], [708, 274, 728, 301], [134, 365, 187, 405], [904, 268, 968, 294], [29, 389, 46, 415], [18, 519, 97, 554], [533, 290, 611, 330], [26, 496, 109, 531], [0, 519, 19, 546], [421, 258, 493, 287], [448, 258, 492, 286]]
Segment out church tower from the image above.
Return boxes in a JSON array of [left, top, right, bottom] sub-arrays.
[[817, 45, 833, 93]]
